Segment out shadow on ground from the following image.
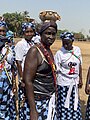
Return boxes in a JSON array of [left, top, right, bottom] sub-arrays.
[[80, 99, 87, 120]]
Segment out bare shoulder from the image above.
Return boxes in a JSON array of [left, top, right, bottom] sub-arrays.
[[25, 45, 42, 66], [26, 45, 42, 63], [27, 45, 39, 56]]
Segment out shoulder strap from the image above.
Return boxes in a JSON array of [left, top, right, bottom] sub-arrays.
[[36, 43, 56, 86], [35, 45, 48, 63]]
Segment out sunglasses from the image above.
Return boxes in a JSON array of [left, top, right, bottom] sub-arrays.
[[0, 30, 6, 32]]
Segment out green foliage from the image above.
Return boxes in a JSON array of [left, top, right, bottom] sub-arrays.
[[3, 11, 30, 36], [73, 32, 85, 41], [57, 29, 68, 39]]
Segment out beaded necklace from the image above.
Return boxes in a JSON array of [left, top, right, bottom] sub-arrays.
[[36, 43, 56, 86], [0, 46, 12, 84]]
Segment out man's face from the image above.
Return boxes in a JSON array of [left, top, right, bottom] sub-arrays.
[[41, 27, 57, 47], [0, 26, 6, 37], [24, 27, 35, 41]]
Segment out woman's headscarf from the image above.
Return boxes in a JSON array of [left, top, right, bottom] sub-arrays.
[[60, 32, 75, 41], [22, 22, 35, 32], [0, 21, 8, 29], [39, 21, 57, 35]]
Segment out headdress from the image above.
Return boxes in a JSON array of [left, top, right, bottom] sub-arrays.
[[6, 30, 14, 38], [60, 32, 75, 41], [22, 22, 35, 32], [39, 21, 57, 35], [6, 30, 14, 43], [0, 21, 7, 29], [39, 10, 61, 34]]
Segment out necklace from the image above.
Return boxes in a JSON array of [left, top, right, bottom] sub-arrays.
[[36, 43, 56, 85]]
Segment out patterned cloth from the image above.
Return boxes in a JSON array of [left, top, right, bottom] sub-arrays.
[[20, 98, 56, 120], [60, 32, 75, 41], [0, 78, 16, 120], [18, 84, 25, 119], [22, 22, 35, 32], [85, 95, 90, 120], [56, 85, 82, 120], [0, 45, 16, 119], [0, 21, 7, 29]]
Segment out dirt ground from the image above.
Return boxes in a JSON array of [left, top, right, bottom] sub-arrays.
[[15, 38, 90, 120]]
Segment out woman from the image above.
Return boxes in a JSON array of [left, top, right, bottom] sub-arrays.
[[15, 22, 36, 119], [54, 32, 83, 120], [85, 67, 90, 120], [0, 21, 16, 119], [23, 21, 57, 120], [15, 22, 36, 77]]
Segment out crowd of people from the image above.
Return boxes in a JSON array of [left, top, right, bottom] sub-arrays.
[[0, 11, 90, 120]]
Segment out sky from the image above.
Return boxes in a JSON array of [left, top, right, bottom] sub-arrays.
[[0, 0, 90, 36]]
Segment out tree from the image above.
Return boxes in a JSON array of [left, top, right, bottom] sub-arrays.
[[73, 32, 85, 41], [3, 11, 31, 37], [57, 29, 68, 40]]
